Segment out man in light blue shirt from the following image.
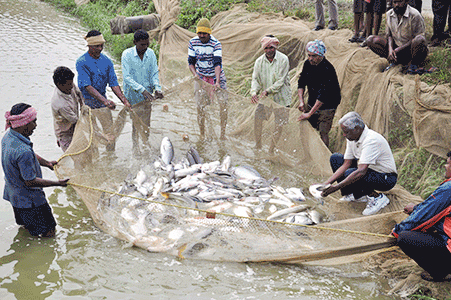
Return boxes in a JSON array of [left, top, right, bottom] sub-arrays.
[[122, 29, 163, 153]]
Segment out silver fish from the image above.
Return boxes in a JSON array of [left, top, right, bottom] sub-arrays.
[[232, 165, 262, 181], [160, 137, 174, 166], [189, 146, 203, 164], [186, 151, 196, 166], [307, 210, 324, 224], [266, 204, 309, 221], [220, 155, 231, 172]]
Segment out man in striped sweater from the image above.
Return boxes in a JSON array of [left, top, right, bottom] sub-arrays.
[[188, 18, 228, 140]]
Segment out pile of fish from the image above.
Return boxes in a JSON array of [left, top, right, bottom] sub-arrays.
[[97, 137, 326, 256]]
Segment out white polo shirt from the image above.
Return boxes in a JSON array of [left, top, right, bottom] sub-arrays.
[[344, 126, 397, 174]]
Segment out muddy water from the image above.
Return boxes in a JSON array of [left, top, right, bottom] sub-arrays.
[[0, 0, 397, 299]]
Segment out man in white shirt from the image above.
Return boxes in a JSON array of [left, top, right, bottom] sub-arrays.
[[321, 112, 398, 215]]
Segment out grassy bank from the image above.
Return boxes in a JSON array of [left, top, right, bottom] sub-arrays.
[[44, 0, 449, 199], [43, 0, 158, 59]]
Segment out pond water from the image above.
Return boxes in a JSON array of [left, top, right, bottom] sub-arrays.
[[0, 0, 396, 299]]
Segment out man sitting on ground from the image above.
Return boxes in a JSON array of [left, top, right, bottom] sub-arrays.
[[321, 112, 398, 215], [392, 151, 451, 282], [366, 0, 428, 73]]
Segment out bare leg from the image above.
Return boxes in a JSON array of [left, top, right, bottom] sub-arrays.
[[366, 35, 388, 58], [254, 116, 263, 149], [269, 123, 283, 154], [219, 102, 227, 140], [364, 13, 373, 37], [373, 14, 382, 36], [197, 105, 206, 138]]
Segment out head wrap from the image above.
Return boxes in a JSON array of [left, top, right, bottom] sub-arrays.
[[196, 18, 212, 34], [85, 34, 106, 46], [306, 39, 326, 57], [5, 107, 37, 130], [260, 36, 279, 49]]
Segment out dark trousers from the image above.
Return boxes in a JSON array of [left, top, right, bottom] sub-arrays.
[[330, 153, 397, 198], [432, 0, 451, 41], [397, 231, 451, 279]]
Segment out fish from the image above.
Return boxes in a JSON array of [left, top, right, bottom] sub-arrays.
[[268, 198, 293, 207], [232, 165, 262, 181], [189, 146, 203, 164], [309, 184, 329, 198], [186, 151, 196, 166], [152, 178, 165, 197], [207, 202, 234, 213], [271, 187, 295, 205], [266, 204, 309, 221], [174, 165, 201, 178], [160, 137, 174, 166], [285, 187, 306, 201], [134, 170, 147, 187], [168, 228, 185, 240], [201, 161, 220, 173], [307, 210, 324, 224], [232, 205, 253, 218], [285, 213, 314, 225], [220, 156, 231, 172]]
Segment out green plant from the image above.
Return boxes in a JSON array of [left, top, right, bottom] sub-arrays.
[[177, 0, 242, 31]]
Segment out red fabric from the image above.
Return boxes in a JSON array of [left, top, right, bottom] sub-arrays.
[[444, 217, 451, 252], [5, 107, 37, 130]]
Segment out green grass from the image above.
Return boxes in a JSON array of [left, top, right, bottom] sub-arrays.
[[177, 0, 242, 31], [43, 0, 157, 60]]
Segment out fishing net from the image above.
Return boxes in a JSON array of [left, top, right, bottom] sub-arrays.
[[56, 0, 451, 266]]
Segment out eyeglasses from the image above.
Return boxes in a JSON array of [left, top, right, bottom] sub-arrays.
[[265, 47, 275, 50]]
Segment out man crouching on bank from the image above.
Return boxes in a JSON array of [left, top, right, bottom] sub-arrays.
[[320, 112, 398, 215]]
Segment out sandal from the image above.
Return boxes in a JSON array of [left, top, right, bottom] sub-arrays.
[[406, 64, 419, 74], [348, 36, 360, 43]]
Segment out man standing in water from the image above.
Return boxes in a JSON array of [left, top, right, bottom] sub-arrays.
[[2, 103, 69, 237], [321, 112, 397, 215], [250, 35, 291, 154], [122, 30, 164, 155], [297, 39, 341, 148], [188, 18, 228, 140], [76, 30, 131, 151], [51, 66, 84, 152]]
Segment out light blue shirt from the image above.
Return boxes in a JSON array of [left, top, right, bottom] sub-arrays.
[[76, 52, 119, 109], [121, 46, 161, 106], [1, 129, 47, 208]]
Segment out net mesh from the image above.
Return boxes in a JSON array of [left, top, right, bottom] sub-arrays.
[[55, 0, 451, 264]]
